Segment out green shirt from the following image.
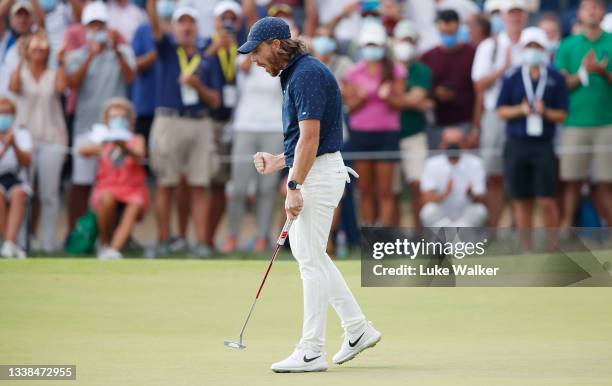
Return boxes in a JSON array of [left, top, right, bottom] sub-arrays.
[[400, 61, 432, 138], [554, 31, 612, 127]]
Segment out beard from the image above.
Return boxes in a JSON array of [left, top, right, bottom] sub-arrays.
[[266, 52, 285, 77]]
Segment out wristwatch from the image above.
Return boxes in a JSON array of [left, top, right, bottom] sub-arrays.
[[287, 180, 302, 190]]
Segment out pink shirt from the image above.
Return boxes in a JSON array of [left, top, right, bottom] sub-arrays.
[[343, 60, 406, 132]]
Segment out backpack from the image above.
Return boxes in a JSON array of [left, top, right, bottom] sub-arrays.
[[65, 210, 98, 255]]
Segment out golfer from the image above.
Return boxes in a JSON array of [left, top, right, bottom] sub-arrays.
[[238, 17, 381, 373]]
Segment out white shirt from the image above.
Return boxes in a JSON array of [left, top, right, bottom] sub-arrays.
[[471, 32, 524, 111], [0, 42, 19, 98], [0, 127, 33, 177], [316, 0, 363, 42], [107, 1, 148, 42], [421, 153, 486, 220], [232, 57, 283, 132], [403, 0, 440, 53], [181, 0, 221, 39]]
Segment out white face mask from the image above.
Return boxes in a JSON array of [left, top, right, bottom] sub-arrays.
[[523, 47, 548, 66], [393, 42, 416, 62]]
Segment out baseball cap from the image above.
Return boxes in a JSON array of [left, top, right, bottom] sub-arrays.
[[436, 9, 460, 23], [519, 27, 548, 48], [214, 1, 242, 18], [358, 22, 387, 46], [10, 0, 33, 16], [484, 0, 507, 13], [172, 6, 200, 23], [237, 17, 291, 54], [393, 20, 418, 40], [82, 1, 108, 25], [501, 0, 527, 13]]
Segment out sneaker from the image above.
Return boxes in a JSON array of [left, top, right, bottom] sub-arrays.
[[332, 322, 381, 365], [190, 243, 212, 259], [270, 347, 328, 373], [1, 241, 26, 259], [97, 247, 123, 260], [168, 236, 189, 253]]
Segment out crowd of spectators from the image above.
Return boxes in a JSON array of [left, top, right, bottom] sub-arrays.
[[0, 0, 610, 258]]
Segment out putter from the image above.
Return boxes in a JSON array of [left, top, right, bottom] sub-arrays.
[[224, 218, 294, 350]]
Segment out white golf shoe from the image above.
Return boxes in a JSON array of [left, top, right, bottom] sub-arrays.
[[333, 322, 382, 365], [270, 347, 328, 373]]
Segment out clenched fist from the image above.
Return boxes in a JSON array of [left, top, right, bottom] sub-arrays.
[[253, 152, 278, 175]]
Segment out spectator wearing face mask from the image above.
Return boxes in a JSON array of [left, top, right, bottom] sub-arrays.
[[555, 0, 612, 231], [146, 0, 221, 258], [0, 0, 42, 98], [471, 0, 528, 228], [342, 22, 406, 226], [484, 0, 505, 37], [9, 30, 67, 253], [497, 27, 568, 251], [421, 9, 476, 149], [65, 1, 136, 234], [391, 20, 433, 230], [79, 98, 148, 260], [0, 97, 33, 259], [310, 25, 353, 82], [420, 127, 487, 227]]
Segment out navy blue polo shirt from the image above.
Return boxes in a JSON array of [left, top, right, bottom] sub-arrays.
[[497, 66, 568, 140], [155, 34, 221, 114], [280, 53, 343, 167]]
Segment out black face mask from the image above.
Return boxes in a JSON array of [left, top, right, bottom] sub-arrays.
[[445, 143, 461, 159]]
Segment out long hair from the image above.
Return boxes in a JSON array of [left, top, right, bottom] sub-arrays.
[[272, 38, 306, 63]]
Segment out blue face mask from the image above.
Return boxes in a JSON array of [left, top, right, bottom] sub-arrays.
[[0, 114, 14, 132], [108, 116, 130, 131], [312, 36, 337, 56], [490, 14, 504, 34], [457, 24, 470, 43], [157, 0, 176, 20], [39, 0, 57, 12], [440, 32, 459, 48], [362, 46, 385, 61]]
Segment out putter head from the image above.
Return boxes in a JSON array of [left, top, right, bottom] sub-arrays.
[[224, 340, 246, 350]]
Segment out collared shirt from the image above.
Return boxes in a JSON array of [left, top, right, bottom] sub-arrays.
[[280, 53, 343, 167], [155, 33, 220, 114], [497, 65, 568, 140]]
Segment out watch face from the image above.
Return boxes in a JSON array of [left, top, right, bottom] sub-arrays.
[[288, 180, 296, 190]]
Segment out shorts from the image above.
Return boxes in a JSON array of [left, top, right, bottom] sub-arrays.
[[150, 114, 219, 187], [211, 119, 232, 185], [503, 137, 556, 199], [399, 132, 427, 182], [0, 173, 31, 198], [479, 109, 506, 176], [72, 133, 98, 185], [345, 129, 400, 161], [559, 125, 612, 182]]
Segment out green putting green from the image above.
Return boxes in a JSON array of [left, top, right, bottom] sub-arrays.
[[1, 258, 611, 386]]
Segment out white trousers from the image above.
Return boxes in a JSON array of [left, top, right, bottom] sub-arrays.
[[288, 152, 366, 352]]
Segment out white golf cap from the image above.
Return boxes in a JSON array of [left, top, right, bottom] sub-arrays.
[[358, 22, 387, 46], [393, 20, 418, 40], [501, 0, 528, 13], [82, 1, 108, 25], [484, 0, 507, 13], [520, 27, 548, 48], [172, 5, 200, 23], [214, 1, 243, 18], [10, 0, 33, 16]]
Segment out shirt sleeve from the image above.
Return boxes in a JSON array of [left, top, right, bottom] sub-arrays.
[[551, 71, 569, 111], [411, 63, 432, 91], [118, 44, 137, 70], [420, 158, 438, 192], [291, 71, 327, 121], [14, 128, 33, 152], [470, 157, 487, 195], [471, 39, 493, 81], [132, 24, 155, 56], [553, 38, 570, 73]]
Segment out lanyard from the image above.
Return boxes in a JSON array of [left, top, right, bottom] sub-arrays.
[[177, 47, 202, 76], [215, 38, 237, 82], [521, 65, 547, 108]]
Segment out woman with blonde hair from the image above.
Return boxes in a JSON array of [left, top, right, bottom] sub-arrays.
[[79, 97, 148, 260], [9, 30, 68, 253]]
